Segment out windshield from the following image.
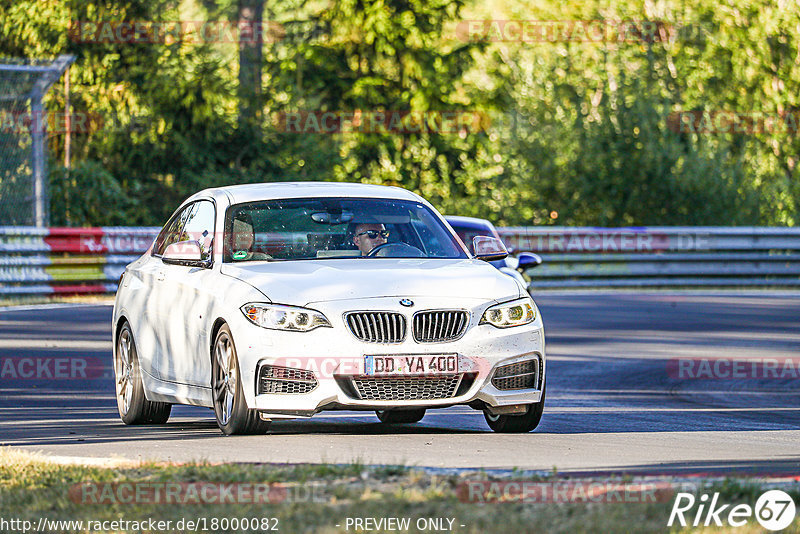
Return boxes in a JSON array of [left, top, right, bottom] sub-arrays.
[[223, 197, 468, 262]]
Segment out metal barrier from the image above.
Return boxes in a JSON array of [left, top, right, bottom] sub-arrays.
[[497, 227, 800, 288], [1, 226, 799, 295], [0, 227, 158, 295]]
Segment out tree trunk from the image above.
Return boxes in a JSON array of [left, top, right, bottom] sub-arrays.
[[238, 0, 264, 131]]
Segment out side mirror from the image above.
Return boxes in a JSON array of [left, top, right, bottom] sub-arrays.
[[517, 252, 542, 271], [162, 240, 209, 266], [473, 236, 508, 261]]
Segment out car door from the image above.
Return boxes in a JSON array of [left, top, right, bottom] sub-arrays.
[[134, 209, 185, 380], [152, 200, 217, 386]]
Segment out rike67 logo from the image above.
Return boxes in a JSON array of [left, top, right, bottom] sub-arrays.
[[668, 490, 796, 531]]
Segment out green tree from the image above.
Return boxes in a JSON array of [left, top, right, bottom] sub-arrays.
[[264, 0, 493, 209]]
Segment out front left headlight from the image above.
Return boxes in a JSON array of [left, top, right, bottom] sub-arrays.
[[480, 297, 537, 328], [241, 303, 332, 332]]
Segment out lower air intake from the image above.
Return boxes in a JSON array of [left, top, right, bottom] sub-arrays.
[[491, 359, 539, 391], [258, 365, 318, 395], [350, 375, 462, 401]]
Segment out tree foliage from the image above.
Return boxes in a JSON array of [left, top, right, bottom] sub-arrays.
[[0, 0, 797, 226]]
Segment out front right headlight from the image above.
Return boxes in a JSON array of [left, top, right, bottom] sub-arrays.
[[241, 303, 332, 332], [480, 297, 537, 328]]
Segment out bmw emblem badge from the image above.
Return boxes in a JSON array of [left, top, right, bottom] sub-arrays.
[[399, 299, 414, 307]]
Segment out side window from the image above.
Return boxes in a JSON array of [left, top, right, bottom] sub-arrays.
[[153, 211, 186, 256], [153, 201, 215, 259], [181, 201, 215, 260]]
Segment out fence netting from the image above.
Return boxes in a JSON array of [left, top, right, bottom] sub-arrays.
[[0, 56, 74, 226]]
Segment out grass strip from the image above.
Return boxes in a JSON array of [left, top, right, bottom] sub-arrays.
[[0, 449, 798, 533]]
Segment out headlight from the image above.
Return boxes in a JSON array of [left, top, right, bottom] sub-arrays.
[[480, 297, 537, 328], [241, 303, 332, 332]]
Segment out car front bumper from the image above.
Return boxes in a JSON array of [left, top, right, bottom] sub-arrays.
[[229, 296, 546, 417]]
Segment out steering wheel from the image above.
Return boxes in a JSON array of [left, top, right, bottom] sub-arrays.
[[366, 242, 425, 258]]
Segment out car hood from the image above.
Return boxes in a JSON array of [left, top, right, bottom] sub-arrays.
[[220, 258, 522, 306]]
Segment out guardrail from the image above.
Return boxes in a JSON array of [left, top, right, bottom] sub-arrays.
[[0, 227, 158, 295], [1, 226, 799, 294], [497, 227, 800, 288]]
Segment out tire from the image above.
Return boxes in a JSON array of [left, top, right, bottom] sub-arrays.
[[212, 324, 270, 435], [483, 382, 545, 433], [376, 409, 426, 424], [114, 322, 171, 425]]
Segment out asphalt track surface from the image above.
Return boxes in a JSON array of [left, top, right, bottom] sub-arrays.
[[1, 293, 799, 476]]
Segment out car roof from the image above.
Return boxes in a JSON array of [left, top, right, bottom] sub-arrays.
[[444, 215, 497, 231], [189, 181, 423, 205]]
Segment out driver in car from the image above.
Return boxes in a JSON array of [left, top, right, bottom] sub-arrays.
[[231, 211, 271, 261], [352, 223, 389, 256]]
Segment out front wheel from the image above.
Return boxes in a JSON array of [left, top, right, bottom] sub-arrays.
[[483, 382, 545, 433], [376, 409, 426, 424], [114, 322, 171, 424], [212, 324, 270, 435]]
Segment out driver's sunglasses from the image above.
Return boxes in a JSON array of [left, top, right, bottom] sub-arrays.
[[356, 230, 390, 239]]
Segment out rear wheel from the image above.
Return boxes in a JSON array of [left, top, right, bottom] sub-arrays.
[[212, 324, 270, 435], [114, 322, 171, 424], [483, 382, 545, 433], [376, 409, 426, 424]]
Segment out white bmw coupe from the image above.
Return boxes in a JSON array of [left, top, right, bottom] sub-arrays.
[[113, 182, 546, 434]]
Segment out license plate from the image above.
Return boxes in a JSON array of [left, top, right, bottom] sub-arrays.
[[364, 354, 463, 376]]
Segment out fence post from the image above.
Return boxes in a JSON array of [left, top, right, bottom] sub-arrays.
[[30, 85, 46, 227]]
